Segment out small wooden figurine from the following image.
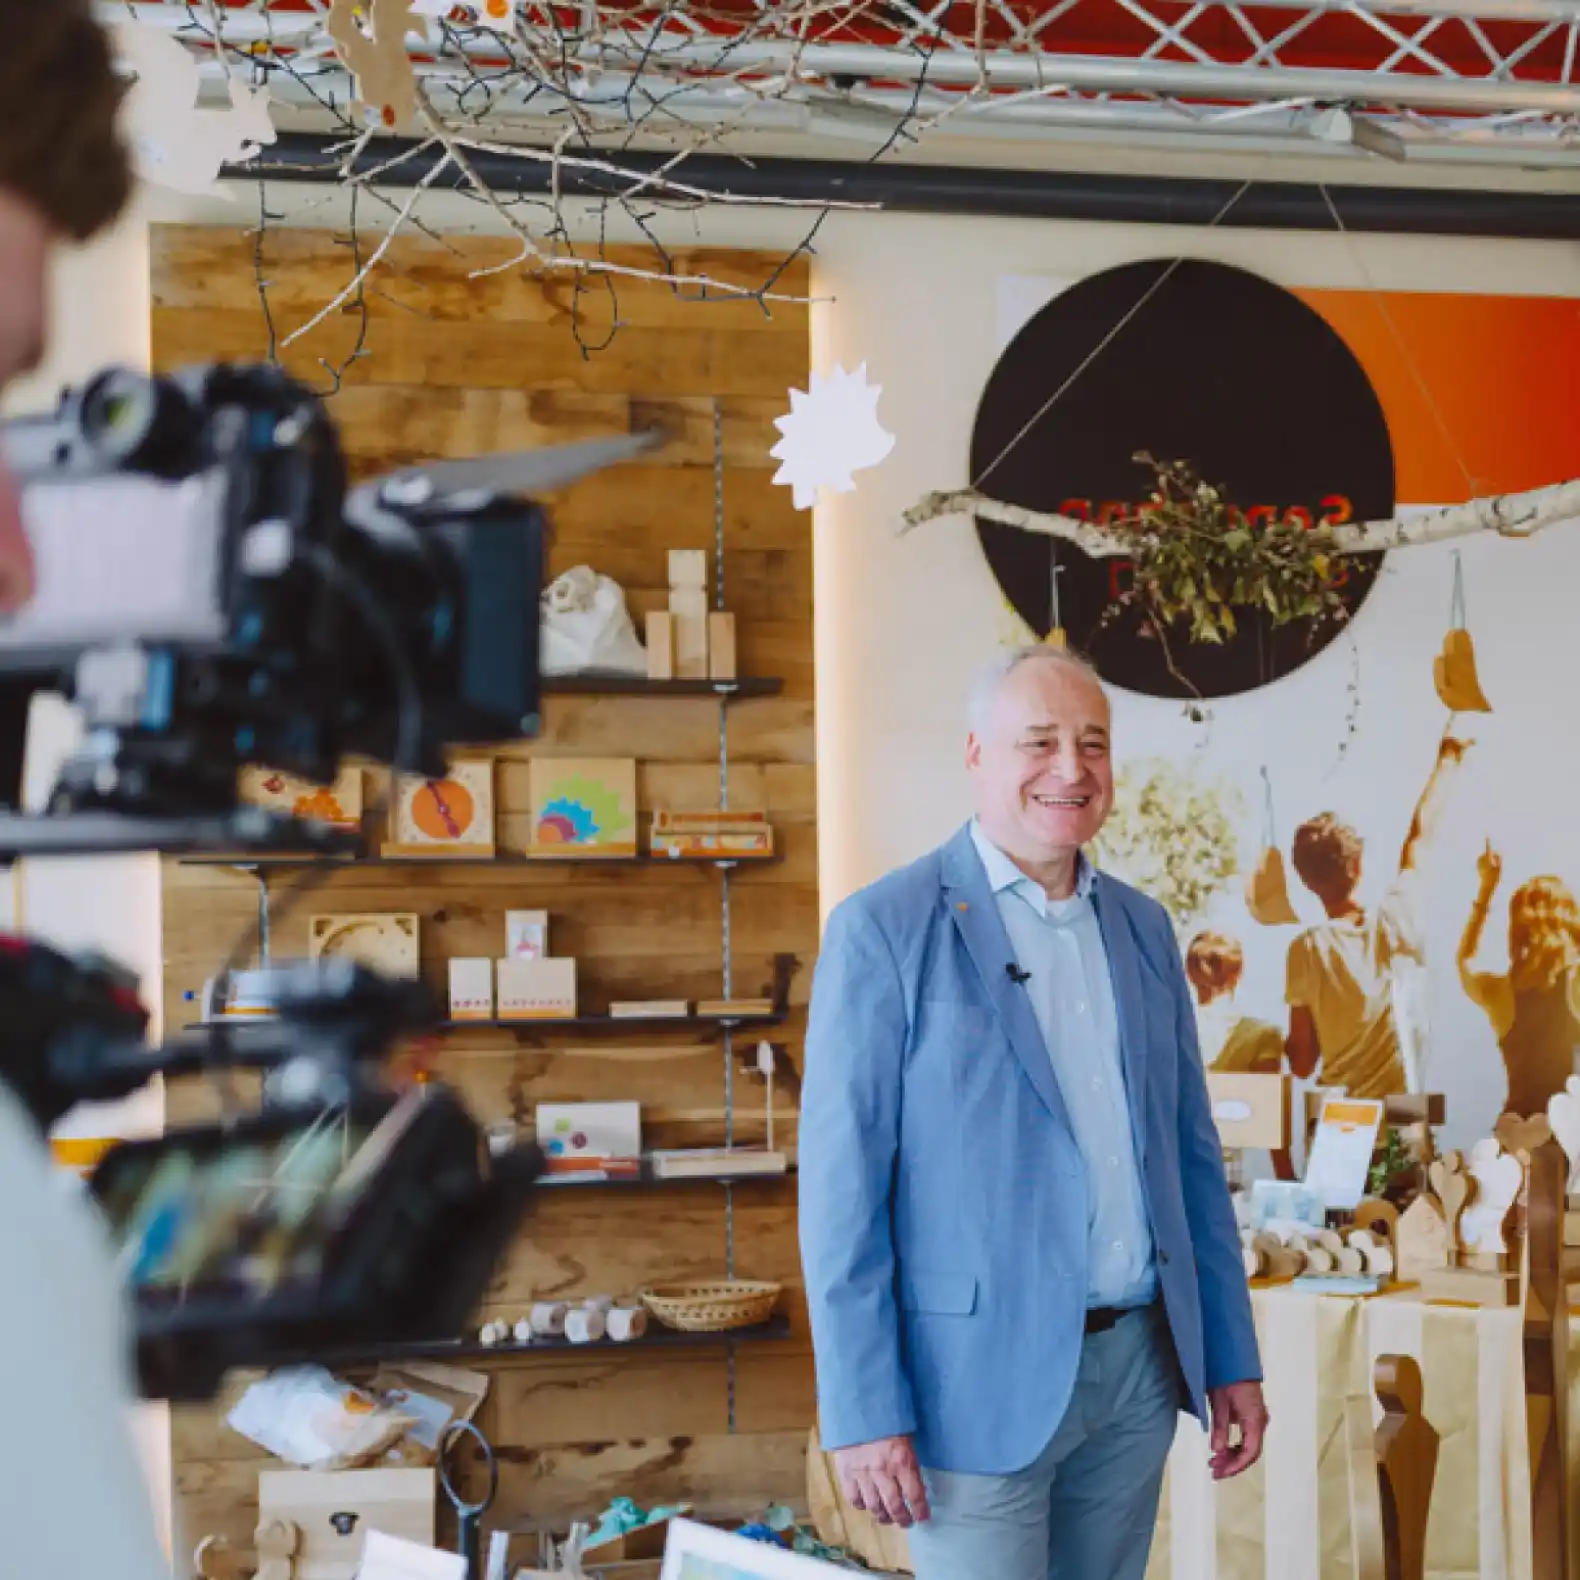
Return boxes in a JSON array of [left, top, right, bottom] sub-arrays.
[[1395, 1194, 1451, 1284], [1522, 1134, 1568, 1580], [1348, 1353, 1439, 1580], [255, 1518, 300, 1580]]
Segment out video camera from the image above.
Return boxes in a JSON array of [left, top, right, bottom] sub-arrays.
[[0, 361, 659, 1398], [0, 359, 653, 854]]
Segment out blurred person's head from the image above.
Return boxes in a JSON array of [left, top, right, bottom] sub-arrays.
[[1185, 930, 1243, 1006], [0, 0, 132, 609], [1508, 876, 1580, 994], [1290, 812, 1364, 915]]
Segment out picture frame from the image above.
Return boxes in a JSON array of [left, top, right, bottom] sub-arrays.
[[658, 1519, 851, 1580], [384, 756, 496, 859]]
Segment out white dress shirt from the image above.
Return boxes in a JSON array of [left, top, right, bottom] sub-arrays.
[[970, 820, 1157, 1309]]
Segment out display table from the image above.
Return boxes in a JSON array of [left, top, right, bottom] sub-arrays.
[[1146, 1287, 1580, 1580]]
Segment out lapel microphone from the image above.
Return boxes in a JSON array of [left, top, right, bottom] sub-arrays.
[[1005, 963, 1032, 986]]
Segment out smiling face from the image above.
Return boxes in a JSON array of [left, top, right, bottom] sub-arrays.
[[966, 654, 1114, 865]]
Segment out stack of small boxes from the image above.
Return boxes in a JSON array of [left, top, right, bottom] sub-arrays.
[[447, 910, 578, 1022], [646, 549, 735, 682]]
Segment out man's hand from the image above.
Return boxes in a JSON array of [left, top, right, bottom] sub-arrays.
[[833, 1434, 931, 1527], [1208, 1380, 1269, 1480]]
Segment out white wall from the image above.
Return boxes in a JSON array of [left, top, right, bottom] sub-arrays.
[[2, 197, 171, 1553], [4, 196, 166, 1099], [806, 210, 1580, 1147]]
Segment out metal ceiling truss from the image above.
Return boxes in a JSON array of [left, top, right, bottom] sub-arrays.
[[118, 0, 1580, 167]]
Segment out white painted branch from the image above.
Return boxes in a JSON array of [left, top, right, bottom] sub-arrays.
[[899, 478, 1580, 555]]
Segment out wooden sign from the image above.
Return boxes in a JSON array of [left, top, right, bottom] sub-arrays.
[[308, 913, 421, 978], [239, 764, 363, 831], [1206, 1072, 1290, 1150]]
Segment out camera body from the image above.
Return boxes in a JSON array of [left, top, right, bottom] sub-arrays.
[[0, 362, 549, 852]]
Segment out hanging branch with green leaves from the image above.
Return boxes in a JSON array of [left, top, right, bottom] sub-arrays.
[[1100, 453, 1352, 645], [901, 454, 1580, 648]]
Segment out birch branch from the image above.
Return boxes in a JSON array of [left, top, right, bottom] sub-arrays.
[[899, 478, 1580, 555]]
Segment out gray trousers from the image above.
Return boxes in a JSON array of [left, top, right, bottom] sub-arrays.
[[906, 1304, 1182, 1580]]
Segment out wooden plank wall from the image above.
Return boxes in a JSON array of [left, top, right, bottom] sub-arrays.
[[150, 226, 817, 1553]]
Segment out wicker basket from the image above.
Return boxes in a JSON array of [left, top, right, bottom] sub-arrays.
[[638, 1279, 782, 1333]]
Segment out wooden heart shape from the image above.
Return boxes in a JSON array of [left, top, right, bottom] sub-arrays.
[[1245, 845, 1300, 926], [1429, 1152, 1472, 1242], [1546, 1075, 1580, 1192], [1495, 1112, 1554, 1159], [1460, 1138, 1523, 1255], [1433, 627, 1492, 713]]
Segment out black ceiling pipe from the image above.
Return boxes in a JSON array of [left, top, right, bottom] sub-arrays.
[[232, 129, 1580, 240]]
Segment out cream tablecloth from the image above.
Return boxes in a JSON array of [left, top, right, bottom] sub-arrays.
[[1145, 1289, 1580, 1580]]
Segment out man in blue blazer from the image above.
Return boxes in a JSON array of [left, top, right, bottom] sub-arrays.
[[798, 645, 1266, 1580]]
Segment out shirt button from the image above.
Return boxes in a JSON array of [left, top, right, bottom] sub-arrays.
[[1107, 1156, 1120, 1168], [1091, 1077, 1103, 1090], [1112, 1240, 1125, 1252]]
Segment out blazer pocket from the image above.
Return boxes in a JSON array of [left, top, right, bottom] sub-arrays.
[[899, 1270, 978, 1316]]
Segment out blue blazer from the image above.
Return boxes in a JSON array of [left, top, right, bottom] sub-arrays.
[[797, 824, 1261, 1476]]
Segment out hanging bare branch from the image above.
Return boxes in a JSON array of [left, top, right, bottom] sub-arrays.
[[899, 477, 1580, 554]]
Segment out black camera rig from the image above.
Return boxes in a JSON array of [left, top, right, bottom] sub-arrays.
[[0, 362, 657, 1398]]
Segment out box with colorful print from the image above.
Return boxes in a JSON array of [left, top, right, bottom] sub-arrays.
[[527, 758, 637, 858], [447, 958, 493, 1021], [535, 1101, 641, 1176], [496, 957, 577, 1019], [505, 909, 549, 960], [385, 757, 496, 859], [239, 764, 363, 832]]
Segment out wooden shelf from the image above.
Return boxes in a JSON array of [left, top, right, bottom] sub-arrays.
[[543, 675, 783, 697], [186, 1011, 787, 1037], [539, 1157, 797, 1190], [326, 1312, 792, 1368], [439, 1011, 787, 1036], [177, 849, 781, 872]]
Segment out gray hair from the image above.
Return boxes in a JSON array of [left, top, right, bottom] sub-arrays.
[[966, 644, 1104, 736]]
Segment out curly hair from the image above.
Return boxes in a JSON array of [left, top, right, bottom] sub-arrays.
[[1509, 876, 1580, 994], [0, 0, 130, 241], [1185, 931, 1243, 1003], [1291, 812, 1364, 902]]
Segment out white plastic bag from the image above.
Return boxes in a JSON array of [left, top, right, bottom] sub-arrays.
[[539, 565, 647, 676], [227, 1365, 415, 1470]]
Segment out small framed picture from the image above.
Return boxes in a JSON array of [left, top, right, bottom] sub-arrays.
[[658, 1519, 851, 1580]]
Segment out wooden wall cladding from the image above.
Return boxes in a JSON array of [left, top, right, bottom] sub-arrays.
[[152, 226, 817, 1553]]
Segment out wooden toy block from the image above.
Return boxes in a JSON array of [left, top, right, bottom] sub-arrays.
[[645, 610, 675, 680], [673, 613, 708, 678], [668, 548, 707, 589], [497, 957, 577, 1019], [707, 611, 737, 680]]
